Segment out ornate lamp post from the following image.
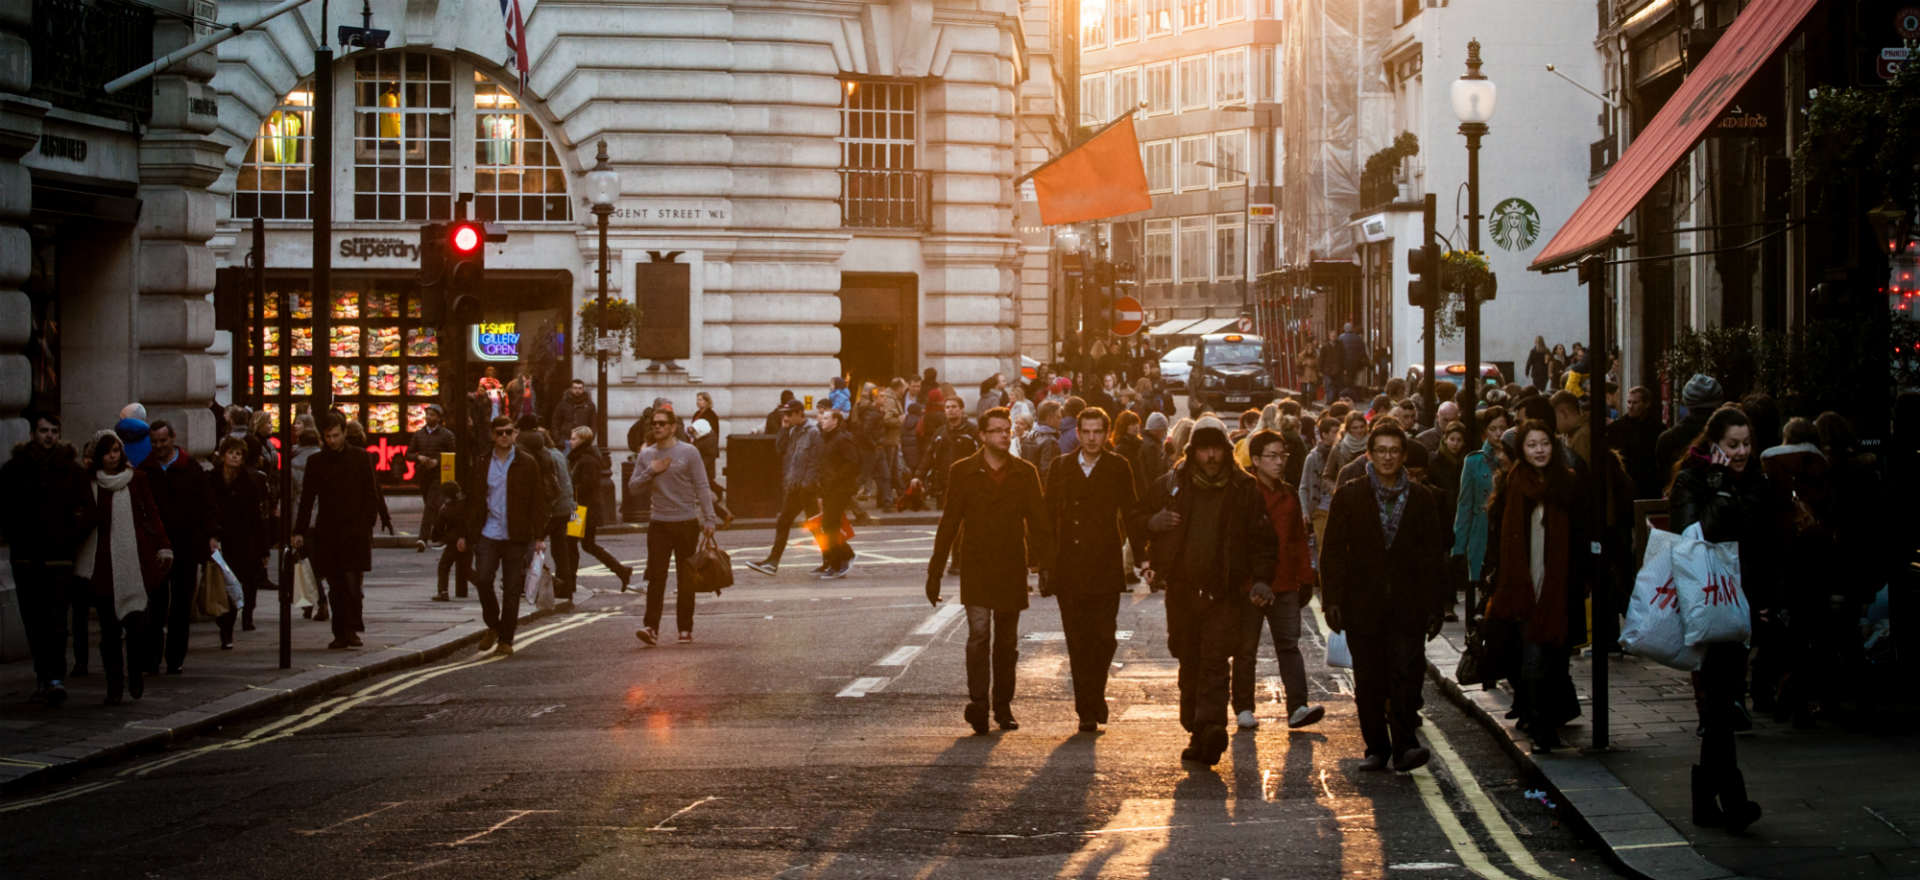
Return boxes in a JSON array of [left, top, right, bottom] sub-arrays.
[[1452, 39, 1496, 439], [583, 140, 621, 454]]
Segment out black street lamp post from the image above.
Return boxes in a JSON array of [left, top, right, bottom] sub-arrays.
[[583, 141, 622, 456], [1453, 39, 1496, 441]]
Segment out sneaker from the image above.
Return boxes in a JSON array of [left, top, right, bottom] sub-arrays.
[[477, 631, 498, 653], [678, 632, 693, 644], [1288, 704, 1326, 729], [220, 640, 234, 650], [964, 702, 989, 735], [1392, 747, 1432, 773], [745, 559, 778, 576], [1358, 754, 1391, 771], [811, 562, 830, 574], [1237, 710, 1259, 730], [491, 644, 513, 658], [635, 627, 658, 647], [818, 565, 848, 580]]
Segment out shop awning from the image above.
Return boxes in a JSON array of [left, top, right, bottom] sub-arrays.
[[1183, 316, 1241, 336], [1530, 0, 1819, 271], [1148, 317, 1204, 336]]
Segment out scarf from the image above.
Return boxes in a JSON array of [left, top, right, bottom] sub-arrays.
[[74, 468, 149, 622], [1189, 461, 1232, 490], [1326, 431, 1367, 482], [1490, 463, 1570, 644], [1367, 461, 1408, 548]]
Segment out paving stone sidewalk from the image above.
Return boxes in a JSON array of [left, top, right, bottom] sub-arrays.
[[1425, 620, 1920, 880]]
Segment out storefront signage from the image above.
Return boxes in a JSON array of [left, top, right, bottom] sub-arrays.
[[472, 322, 521, 361], [338, 236, 420, 261], [37, 134, 87, 162], [1248, 204, 1277, 225], [1489, 198, 1541, 251], [609, 202, 729, 226]]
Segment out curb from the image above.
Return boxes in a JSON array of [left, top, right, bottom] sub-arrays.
[[0, 606, 559, 796], [1422, 636, 1760, 880]]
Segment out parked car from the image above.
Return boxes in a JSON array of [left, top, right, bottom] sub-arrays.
[[1159, 345, 1194, 390], [1405, 362, 1505, 395]]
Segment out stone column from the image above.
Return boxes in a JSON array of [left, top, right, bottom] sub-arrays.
[[0, 0, 47, 458], [137, 0, 229, 454]]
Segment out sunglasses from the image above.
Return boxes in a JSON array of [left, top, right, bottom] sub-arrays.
[[494, 428, 516, 436], [651, 420, 673, 427]]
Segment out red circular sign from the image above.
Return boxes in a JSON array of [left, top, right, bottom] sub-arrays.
[[1900, 8, 1920, 38], [1111, 295, 1144, 336], [451, 224, 481, 253]]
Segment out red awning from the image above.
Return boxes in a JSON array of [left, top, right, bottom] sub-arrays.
[[1531, 0, 1819, 270]]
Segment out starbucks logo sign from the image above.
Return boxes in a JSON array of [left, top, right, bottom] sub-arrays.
[[1489, 197, 1541, 252]]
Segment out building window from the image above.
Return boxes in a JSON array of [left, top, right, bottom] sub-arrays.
[[1145, 62, 1174, 115], [1182, 0, 1206, 29], [1179, 56, 1210, 111], [352, 51, 454, 222], [1254, 221, 1275, 273], [1146, 0, 1174, 36], [1217, 0, 1244, 22], [1112, 67, 1141, 117], [1113, 0, 1140, 41], [234, 80, 315, 220], [1145, 219, 1174, 282], [1257, 0, 1277, 18], [1082, 1, 1106, 48], [1215, 130, 1248, 185], [839, 79, 927, 228], [1215, 48, 1248, 106], [1179, 216, 1211, 282], [1080, 73, 1108, 126], [1178, 135, 1211, 191], [473, 74, 571, 223], [1143, 139, 1173, 192], [1215, 213, 1244, 279], [1256, 47, 1276, 103]]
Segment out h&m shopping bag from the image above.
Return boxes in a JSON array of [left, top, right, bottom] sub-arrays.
[[1619, 528, 1704, 670], [524, 547, 556, 611], [1671, 523, 1751, 647]]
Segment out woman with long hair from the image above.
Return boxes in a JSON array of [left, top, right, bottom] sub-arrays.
[[1667, 405, 1778, 831], [211, 437, 272, 641], [1165, 417, 1196, 463], [1484, 419, 1586, 752], [75, 432, 171, 704], [1322, 413, 1371, 488]]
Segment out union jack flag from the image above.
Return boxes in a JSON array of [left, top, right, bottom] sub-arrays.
[[500, 0, 530, 91]]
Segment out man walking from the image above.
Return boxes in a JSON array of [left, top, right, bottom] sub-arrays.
[[1606, 385, 1664, 500], [294, 414, 384, 651], [410, 404, 457, 552], [1239, 430, 1325, 730], [1140, 417, 1277, 766], [815, 408, 862, 578], [916, 395, 979, 507], [0, 414, 95, 706], [928, 406, 1051, 735], [628, 409, 718, 645], [458, 416, 550, 656], [1321, 420, 1448, 772], [550, 378, 597, 440], [1043, 407, 1145, 732], [746, 401, 821, 576], [139, 420, 219, 673]]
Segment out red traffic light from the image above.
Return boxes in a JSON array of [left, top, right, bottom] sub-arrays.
[[450, 222, 482, 254]]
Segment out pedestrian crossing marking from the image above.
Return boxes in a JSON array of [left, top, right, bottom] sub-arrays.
[[1023, 630, 1133, 642], [835, 677, 889, 698], [875, 645, 923, 667], [912, 603, 965, 635]]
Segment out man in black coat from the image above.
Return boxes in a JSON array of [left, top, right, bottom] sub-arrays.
[[0, 413, 96, 705], [1654, 374, 1722, 487], [550, 379, 597, 440], [138, 420, 220, 674], [459, 416, 552, 655], [1139, 417, 1278, 766], [1044, 406, 1146, 732], [295, 414, 388, 650], [1320, 419, 1448, 772], [916, 396, 980, 507], [816, 409, 863, 577], [1607, 385, 1665, 500], [409, 403, 458, 552]]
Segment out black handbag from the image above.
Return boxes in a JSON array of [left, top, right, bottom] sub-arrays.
[[1456, 623, 1494, 687]]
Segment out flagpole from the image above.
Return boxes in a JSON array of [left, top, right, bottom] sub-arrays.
[[1014, 108, 1141, 187]]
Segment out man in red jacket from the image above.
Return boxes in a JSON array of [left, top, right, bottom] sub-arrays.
[[1238, 430, 1326, 731]]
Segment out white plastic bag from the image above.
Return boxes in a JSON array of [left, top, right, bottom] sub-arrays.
[[1619, 528, 1703, 670], [524, 548, 556, 612], [292, 556, 320, 610], [210, 550, 245, 611], [1672, 522, 1751, 647], [1325, 630, 1353, 669]]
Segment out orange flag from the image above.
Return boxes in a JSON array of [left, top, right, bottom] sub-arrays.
[[1024, 113, 1152, 226]]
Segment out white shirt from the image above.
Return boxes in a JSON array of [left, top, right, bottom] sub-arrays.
[[1079, 449, 1102, 477]]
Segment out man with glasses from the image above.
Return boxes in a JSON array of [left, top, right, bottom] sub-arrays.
[[455, 416, 550, 657], [1320, 418, 1447, 772], [1043, 407, 1146, 733], [628, 409, 717, 645], [1237, 430, 1326, 731]]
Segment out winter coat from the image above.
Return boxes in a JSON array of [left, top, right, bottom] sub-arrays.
[[210, 466, 270, 564], [1451, 443, 1499, 581], [1525, 347, 1551, 390], [1298, 442, 1335, 516], [85, 471, 172, 597], [1484, 467, 1590, 645], [567, 443, 619, 526], [878, 392, 904, 447], [777, 421, 823, 492], [295, 446, 382, 574], [0, 443, 97, 563], [1320, 470, 1449, 634], [818, 425, 862, 496], [1605, 412, 1664, 500], [1132, 431, 1169, 498], [1136, 460, 1278, 599], [140, 448, 220, 565], [919, 420, 981, 496], [550, 393, 597, 440], [290, 443, 321, 504], [1044, 450, 1145, 595], [409, 424, 457, 487], [928, 451, 1053, 612], [1255, 478, 1316, 592], [544, 446, 576, 520], [1666, 456, 1788, 611], [461, 447, 553, 544], [1021, 423, 1062, 483], [1653, 408, 1712, 490]]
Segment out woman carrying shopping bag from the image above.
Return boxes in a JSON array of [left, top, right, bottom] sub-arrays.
[[1667, 404, 1787, 831], [210, 437, 271, 645], [74, 432, 172, 704]]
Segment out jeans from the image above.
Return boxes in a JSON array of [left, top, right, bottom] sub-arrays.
[[1168, 590, 1238, 736], [320, 570, 365, 642], [1349, 628, 1426, 759], [10, 561, 71, 686], [472, 537, 529, 646], [1234, 589, 1309, 714], [148, 561, 197, 672], [870, 444, 899, 506], [436, 543, 470, 597], [765, 489, 817, 565], [1057, 591, 1120, 723], [549, 514, 577, 599], [820, 490, 853, 569], [419, 478, 444, 542], [1697, 642, 1748, 771], [74, 582, 142, 698], [965, 605, 1021, 714], [578, 513, 631, 582], [644, 519, 702, 634]]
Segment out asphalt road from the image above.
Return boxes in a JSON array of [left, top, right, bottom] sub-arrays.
[[2, 524, 1629, 880]]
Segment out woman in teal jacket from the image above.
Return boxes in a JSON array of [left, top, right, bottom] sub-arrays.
[[1451, 406, 1512, 594]]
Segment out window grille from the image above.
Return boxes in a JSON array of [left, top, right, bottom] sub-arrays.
[[474, 74, 572, 222], [352, 52, 454, 221], [234, 81, 315, 220]]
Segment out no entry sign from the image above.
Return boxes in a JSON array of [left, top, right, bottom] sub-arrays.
[[1112, 295, 1144, 336]]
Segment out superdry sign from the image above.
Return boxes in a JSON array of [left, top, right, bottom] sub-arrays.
[[338, 237, 420, 261]]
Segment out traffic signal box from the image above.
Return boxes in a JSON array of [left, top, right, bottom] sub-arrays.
[[1407, 243, 1440, 309]]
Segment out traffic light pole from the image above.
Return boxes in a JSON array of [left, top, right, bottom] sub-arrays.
[[1582, 253, 1612, 752], [1421, 193, 1437, 421]]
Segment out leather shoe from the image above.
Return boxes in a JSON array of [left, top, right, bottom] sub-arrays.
[[1078, 719, 1100, 733], [1392, 747, 1432, 773], [964, 702, 989, 735], [1358, 754, 1391, 771]]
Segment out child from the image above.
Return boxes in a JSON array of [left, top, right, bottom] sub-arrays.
[[429, 481, 469, 601]]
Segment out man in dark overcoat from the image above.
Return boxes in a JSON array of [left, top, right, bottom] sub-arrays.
[[295, 413, 384, 650], [139, 419, 220, 674], [1320, 419, 1448, 773], [927, 406, 1053, 735], [1043, 406, 1146, 732]]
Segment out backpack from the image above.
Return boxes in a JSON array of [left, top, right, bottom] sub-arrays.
[[1020, 428, 1056, 477]]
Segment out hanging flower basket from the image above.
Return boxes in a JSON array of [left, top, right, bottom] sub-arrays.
[[1439, 250, 1494, 301], [576, 297, 637, 358]]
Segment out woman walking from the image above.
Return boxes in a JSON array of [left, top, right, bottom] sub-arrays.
[[74, 432, 171, 704], [211, 437, 271, 642], [1668, 405, 1777, 831], [568, 426, 635, 592], [1484, 420, 1586, 751]]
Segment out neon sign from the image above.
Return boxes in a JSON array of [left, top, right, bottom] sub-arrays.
[[472, 322, 520, 361]]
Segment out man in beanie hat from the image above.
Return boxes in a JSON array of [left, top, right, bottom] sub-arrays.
[[1321, 418, 1448, 772], [1655, 373, 1723, 482], [1139, 415, 1278, 766]]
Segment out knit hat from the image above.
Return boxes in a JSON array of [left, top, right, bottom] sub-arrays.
[[113, 418, 152, 467], [1188, 416, 1232, 453], [1680, 374, 1724, 409], [1052, 377, 1072, 392], [1145, 412, 1169, 435], [1403, 438, 1430, 470]]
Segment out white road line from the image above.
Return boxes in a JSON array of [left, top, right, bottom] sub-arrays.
[[835, 677, 889, 698], [295, 801, 410, 836], [875, 645, 923, 667], [440, 809, 556, 847], [649, 795, 719, 831], [1419, 712, 1567, 880], [912, 603, 965, 635]]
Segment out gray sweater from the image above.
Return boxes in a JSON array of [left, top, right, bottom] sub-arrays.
[[627, 441, 716, 527]]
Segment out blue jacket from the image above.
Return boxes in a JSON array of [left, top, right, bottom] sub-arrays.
[[827, 387, 852, 414], [1451, 442, 1499, 580]]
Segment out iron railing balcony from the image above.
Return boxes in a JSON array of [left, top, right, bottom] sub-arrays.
[[32, 0, 155, 122], [839, 168, 931, 230]]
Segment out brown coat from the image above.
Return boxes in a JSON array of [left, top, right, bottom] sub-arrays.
[[928, 451, 1053, 611], [1044, 450, 1145, 594]]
